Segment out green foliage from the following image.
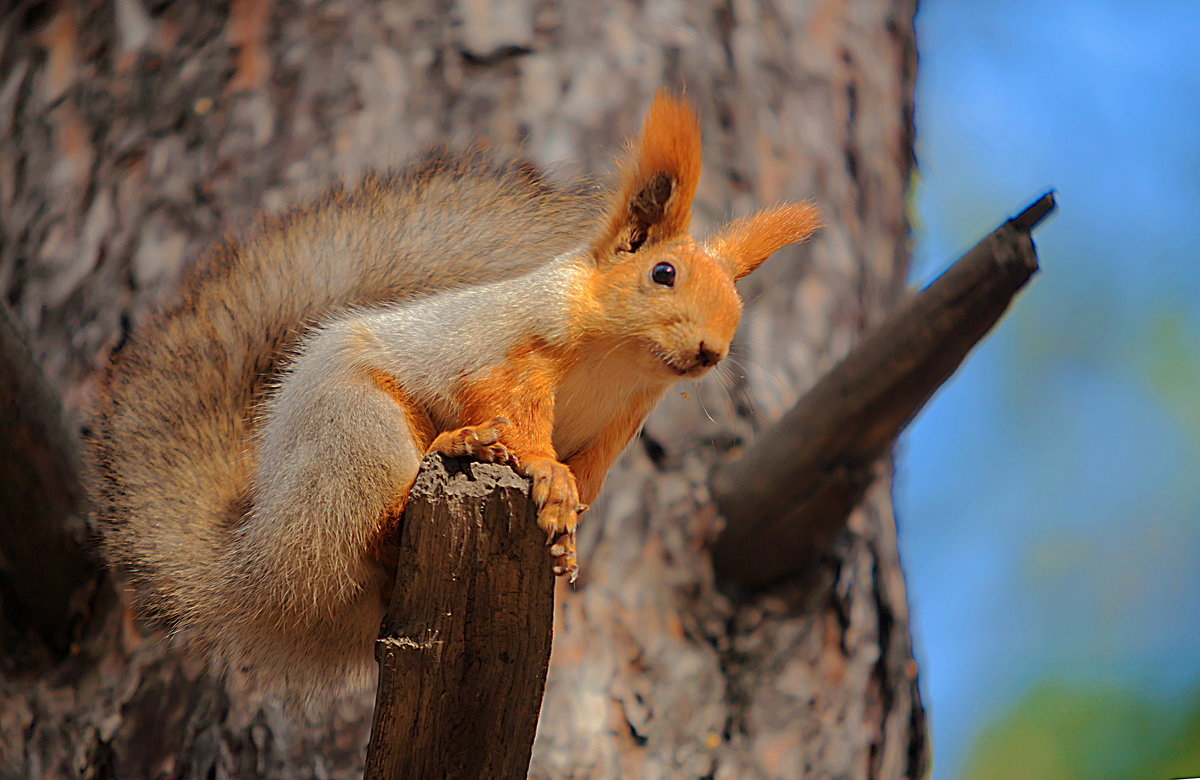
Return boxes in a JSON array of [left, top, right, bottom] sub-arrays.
[[960, 683, 1200, 780], [1139, 309, 1200, 447]]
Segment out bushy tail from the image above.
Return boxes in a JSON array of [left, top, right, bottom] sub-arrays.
[[91, 152, 599, 697]]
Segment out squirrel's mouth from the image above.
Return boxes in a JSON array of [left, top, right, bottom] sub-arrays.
[[652, 346, 689, 376], [648, 339, 718, 378], [658, 353, 711, 378], [665, 360, 691, 376]]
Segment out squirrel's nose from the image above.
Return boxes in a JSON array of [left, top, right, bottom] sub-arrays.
[[697, 341, 725, 367]]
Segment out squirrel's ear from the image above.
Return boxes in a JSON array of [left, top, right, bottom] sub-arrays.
[[590, 92, 702, 260], [703, 203, 822, 280]]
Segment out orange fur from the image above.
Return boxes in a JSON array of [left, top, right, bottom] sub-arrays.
[[565, 388, 662, 505], [703, 202, 823, 280], [452, 338, 573, 460], [369, 368, 437, 450], [592, 92, 703, 258]]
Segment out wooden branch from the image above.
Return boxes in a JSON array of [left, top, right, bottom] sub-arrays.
[[712, 193, 1057, 591], [0, 299, 99, 663], [363, 454, 555, 780]]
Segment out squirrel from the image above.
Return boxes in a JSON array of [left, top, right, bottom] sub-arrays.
[[90, 93, 820, 704]]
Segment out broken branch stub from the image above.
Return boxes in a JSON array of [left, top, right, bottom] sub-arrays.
[[363, 454, 555, 780], [712, 193, 1057, 592]]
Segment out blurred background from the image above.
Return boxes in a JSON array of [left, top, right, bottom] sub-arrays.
[[899, 2, 1200, 778]]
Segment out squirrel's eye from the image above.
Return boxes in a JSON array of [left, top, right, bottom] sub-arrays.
[[651, 262, 676, 288]]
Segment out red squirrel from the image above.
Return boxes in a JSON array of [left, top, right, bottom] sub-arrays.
[[92, 93, 820, 702]]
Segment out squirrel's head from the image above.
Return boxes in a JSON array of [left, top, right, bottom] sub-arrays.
[[580, 92, 821, 381]]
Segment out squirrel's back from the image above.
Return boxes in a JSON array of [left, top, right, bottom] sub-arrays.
[[91, 152, 599, 689]]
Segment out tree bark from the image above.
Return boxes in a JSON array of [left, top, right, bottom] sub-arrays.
[[0, 1, 925, 777]]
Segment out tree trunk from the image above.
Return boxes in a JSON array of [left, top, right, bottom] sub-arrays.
[[0, 0, 925, 777]]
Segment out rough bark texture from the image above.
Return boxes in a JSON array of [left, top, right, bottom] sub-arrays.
[[0, 0, 925, 778], [364, 456, 554, 780]]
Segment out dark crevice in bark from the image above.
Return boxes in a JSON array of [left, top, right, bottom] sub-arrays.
[[640, 430, 668, 469]]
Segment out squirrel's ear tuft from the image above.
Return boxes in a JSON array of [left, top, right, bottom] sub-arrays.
[[591, 92, 702, 260], [703, 202, 822, 280]]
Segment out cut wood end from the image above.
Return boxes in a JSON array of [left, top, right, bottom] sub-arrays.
[[1010, 191, 1057, 232]]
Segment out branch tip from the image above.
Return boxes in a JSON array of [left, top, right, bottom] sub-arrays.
[[1010, 191, 1057, 233]]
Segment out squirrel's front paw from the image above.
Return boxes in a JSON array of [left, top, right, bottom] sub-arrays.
[[429, 417, 518, 465], [522, 457, 586, 583]]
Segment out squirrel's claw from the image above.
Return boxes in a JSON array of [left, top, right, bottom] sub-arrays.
[[522, 456, 583, 581], [551, 537, 578, 583], [429, 417, 513, 464]]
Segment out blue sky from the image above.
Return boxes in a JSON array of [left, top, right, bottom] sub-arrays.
[[898, 2, 1200, 776]]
